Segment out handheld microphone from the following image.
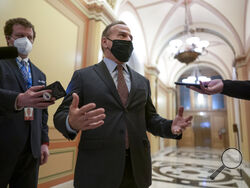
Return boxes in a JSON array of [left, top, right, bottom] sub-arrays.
[[0, 47, 18, 59]]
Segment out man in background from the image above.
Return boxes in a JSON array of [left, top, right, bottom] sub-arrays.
[[0, 17, 55, 188]]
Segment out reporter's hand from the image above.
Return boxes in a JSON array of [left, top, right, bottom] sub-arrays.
[[68, 93, 106, 131], [40, 144, 49, 165], [16, 85, 55, 109], [189, 79, 224, 95], [171, 106, 192, 135]]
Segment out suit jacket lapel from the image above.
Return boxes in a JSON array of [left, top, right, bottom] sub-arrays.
[[9, 59, 27, 91], [126, 65, 138, 107], [30, 61, 38, 86], [94, 61, 123, 107]]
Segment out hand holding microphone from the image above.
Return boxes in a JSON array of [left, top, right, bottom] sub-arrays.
[[0, 46, 18, 59]]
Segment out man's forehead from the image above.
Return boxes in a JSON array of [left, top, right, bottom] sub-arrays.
[[13, 24, 33, 33], [110, 24, 131, 34]]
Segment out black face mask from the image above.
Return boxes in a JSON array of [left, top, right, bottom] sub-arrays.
[[107, 38, 134, 62]]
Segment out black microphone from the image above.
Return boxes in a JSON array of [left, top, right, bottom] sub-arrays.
[[0, 47, 18, 59]]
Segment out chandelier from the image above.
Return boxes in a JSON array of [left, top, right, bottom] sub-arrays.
[[182, 65, 211, 84], [168, 0, 209, 64]]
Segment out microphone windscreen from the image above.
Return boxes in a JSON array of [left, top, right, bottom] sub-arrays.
[[0, 47, 18, 59]]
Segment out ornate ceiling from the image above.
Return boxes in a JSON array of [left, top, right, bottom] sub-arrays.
[[114, 0, 250, 86]]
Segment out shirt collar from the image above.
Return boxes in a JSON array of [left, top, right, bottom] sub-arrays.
[[16, 56, 29, 63], [103, 57, 128, 73]]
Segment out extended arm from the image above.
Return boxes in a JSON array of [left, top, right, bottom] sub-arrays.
[[145, 80, 192, 139], [221, 80, 250, 100], [189, 79, 250, 100]]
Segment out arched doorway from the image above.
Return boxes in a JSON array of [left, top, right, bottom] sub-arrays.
[[176, 66, 229, 149]]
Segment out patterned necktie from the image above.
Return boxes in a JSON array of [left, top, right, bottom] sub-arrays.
[[117, 64, 129, 148], [20, 60, 32, 89], [117, 64, 129, 106]]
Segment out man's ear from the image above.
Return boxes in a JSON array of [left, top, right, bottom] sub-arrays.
[[102, 37, 108, 49], [5, 35, 11, 45]]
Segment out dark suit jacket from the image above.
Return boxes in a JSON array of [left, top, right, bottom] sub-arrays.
[[54, 61, 181, 188], [222, 80, 250, 100], [0, 58, 49, 162]]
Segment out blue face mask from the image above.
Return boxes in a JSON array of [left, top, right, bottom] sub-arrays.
[[107, 38, 134, 62]]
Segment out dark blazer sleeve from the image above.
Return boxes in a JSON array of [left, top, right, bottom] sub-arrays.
[[41, 108, 49, 143], [30, 64, 50, 145], [145, 79, 181, 139], [221, 80, 250, 100], [41, 74, 49, 144], [0, 62, 20, 112], [53, 70, 82, 140], [0, 88, 20, 112]]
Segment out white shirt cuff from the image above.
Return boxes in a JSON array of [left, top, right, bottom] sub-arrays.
[[66, 115, 77, 134], [15, 96, 24, 111]]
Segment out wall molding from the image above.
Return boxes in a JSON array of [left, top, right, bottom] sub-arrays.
[[144, 65, 160, 77], [158, 78, 175, 93], [235, 54, 247, 68], [39, 147, 76, 183], [70, 0, 115, 24], [46, 0, 87, 69]]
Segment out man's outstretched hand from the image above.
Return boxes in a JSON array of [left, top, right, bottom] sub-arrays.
[[68, 93, 106, 131], [171, 106, 193, 135]]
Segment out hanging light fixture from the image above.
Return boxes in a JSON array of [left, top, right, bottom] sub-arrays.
[[168, 0, 209, 64], [181, 64, 211, 84]]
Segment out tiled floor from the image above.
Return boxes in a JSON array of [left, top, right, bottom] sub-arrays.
[[150, 147, 250, 188], [53, 147, 250, 188]]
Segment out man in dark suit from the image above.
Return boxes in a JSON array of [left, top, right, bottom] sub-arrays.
[[189, 79, 250, 100], [0, 18, 55, 188], [54, 21, 192, 188]]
